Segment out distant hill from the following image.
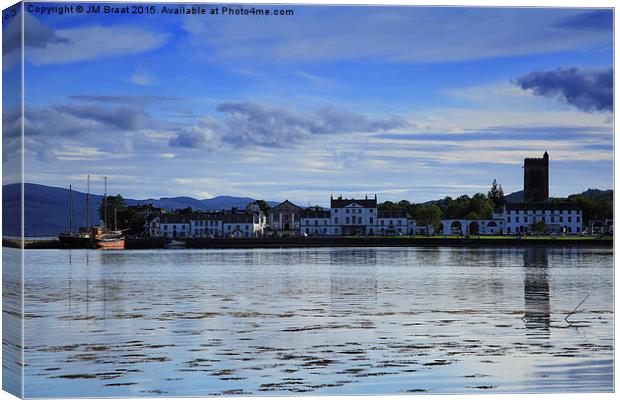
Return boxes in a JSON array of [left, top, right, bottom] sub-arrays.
[[2, 183, 278, 237]]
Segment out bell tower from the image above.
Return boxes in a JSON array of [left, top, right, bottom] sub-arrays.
[[523, 151, 549, 202]]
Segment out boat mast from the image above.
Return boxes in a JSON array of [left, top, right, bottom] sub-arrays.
[[86, 175, 90, 227], [114, 208, 118, 231], [69, 184, 73, 233], [104, 176, 108, 231]]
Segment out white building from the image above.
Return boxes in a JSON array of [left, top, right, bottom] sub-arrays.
[[503, 203, 582, 235], [300, 206, 331, 236], [441, 203, 582, 236], [222, 209, 265, 238], [148, 216, 161, 237], [190, 212, 223, 238], [159, 215, 191, 239], [377, 209, 408, 235], [330, 195, 378, 236]]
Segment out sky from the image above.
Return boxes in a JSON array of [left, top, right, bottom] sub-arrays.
[[2, 3, 614, 205]]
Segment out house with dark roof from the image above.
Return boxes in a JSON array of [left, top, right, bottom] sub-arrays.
[[329, 195, 378, 236]]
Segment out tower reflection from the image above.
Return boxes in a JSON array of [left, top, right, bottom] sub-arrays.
[[523, 247, 550, 339]]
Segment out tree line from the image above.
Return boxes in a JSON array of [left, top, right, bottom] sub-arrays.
[[97, 181, 612, 236]]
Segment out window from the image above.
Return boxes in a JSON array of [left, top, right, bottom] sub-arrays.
[[315, 220, 318, 226], [507, 217, 511, 223], [335, 217, 339, 224], [577, 216, 580, 223], [370, 217, 373, 224], [346, 209, 350, 214], [346, 217, 350, 224], [568, 217, 572, 223], [358, 217, 362, 224], [560, 217, 563, 223], [516, 217, 519, 223]]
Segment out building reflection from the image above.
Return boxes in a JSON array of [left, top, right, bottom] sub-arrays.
[[523, 247, 550, 339], [329, 249, 378, 313]]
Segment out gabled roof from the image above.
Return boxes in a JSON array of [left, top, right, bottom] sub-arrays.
[[270, 200, 302, 212]]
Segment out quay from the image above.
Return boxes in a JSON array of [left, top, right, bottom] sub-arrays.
[[4, 236, 612, 250]]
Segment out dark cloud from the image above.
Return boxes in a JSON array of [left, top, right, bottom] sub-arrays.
[[555, 10, 613, 31], [9, 101, 160, 161], [3, 12, 68, 55], [515, 67, 613, 112], [55, 104, 151, 131], [170, 101, 409, 149], [169, 118, 220, 150]]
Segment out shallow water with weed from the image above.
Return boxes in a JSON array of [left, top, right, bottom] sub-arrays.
[[19, 247, 613, 396]]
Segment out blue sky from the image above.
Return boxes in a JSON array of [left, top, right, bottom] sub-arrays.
[[2, 3, 614, 204]]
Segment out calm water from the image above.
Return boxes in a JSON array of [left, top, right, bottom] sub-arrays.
[[15, 247, 614, 397]]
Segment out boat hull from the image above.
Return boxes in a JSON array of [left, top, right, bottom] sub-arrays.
[[58, 234, 94, 248], [95, 238, 125, 249]]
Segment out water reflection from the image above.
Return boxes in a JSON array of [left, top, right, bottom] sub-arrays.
[[330, 249, 378, 312], [21, 247, 613, 396], [523, 248, 550, 339]]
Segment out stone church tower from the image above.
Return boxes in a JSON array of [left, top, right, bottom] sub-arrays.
[[523, 151, 549, 202]]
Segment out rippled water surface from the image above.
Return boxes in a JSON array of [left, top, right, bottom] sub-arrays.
[[20, 247, 613, 397]]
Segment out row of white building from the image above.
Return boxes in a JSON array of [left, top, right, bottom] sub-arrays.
[[148, 195, 584, 239]]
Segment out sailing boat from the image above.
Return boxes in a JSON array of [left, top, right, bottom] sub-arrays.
[[94, 176, 125, 249], [58, 184, 94, 247]]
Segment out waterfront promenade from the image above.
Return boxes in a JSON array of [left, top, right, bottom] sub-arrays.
[[3, 235, 613, 250]]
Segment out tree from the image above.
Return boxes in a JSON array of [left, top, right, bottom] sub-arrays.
[[98, 194, 126, 229], [470, 193, 493, 219], [498, 184, 506, 207], [378, 201, 397, 210], [178, 206, 194, 215], [254, 200, 271, 214], [488, 179, 506, 208], [117, 208, 147, 236], [413, 204, 442, 236]]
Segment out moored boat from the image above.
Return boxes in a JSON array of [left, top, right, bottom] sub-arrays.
[[95, 235, 125, 249]]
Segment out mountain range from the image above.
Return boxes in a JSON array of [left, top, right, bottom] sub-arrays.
[[2, 183, 278, 237]]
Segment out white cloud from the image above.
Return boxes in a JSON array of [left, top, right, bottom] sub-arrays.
[[130, 69, 154, 86]]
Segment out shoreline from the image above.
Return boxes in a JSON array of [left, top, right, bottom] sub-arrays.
[[3, 236, 613, 250]]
